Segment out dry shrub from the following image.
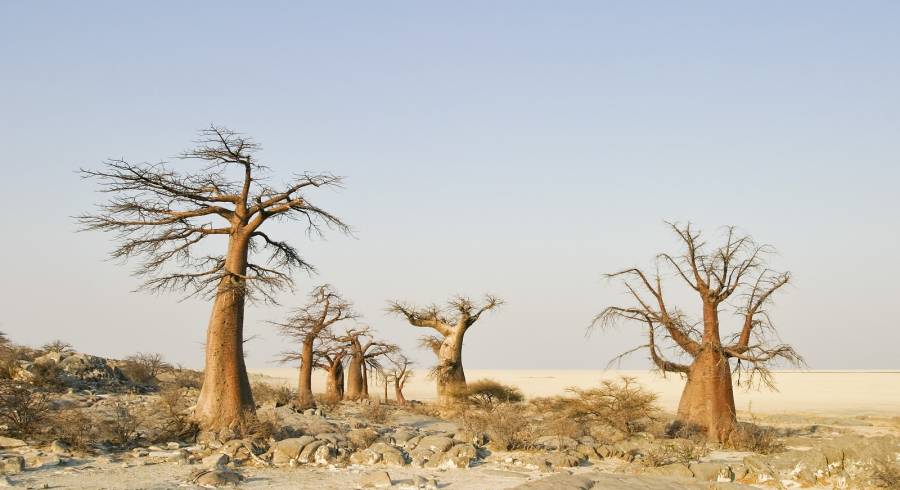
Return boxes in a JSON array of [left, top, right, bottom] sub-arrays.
[[407, 401, 443, 418], [871, 456, 900, 489], [49, 409, 95, 450], [642, 439, 710, 467], [730, 422, 783, 454], [452, 379, 524, 409], [457, 403, 538, 450], [161, 365, 203, 390], [151, 386, 198, 442], [121, 353, 172, 386], [103, 402, 142, 446], [251, 382, 295, 407], [30, 362, 65, 390], [0, 381, 50, 437], [361, 399, 391, 424], [529, 377, 658, 438]]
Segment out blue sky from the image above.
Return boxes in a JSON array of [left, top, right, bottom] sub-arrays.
[[1, 1, 898, 370]]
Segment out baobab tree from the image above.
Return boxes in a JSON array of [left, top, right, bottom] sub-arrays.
[[388, 295, 502, 403], [385, 353, 413, 405], [274, 285, 357, 409], [318, 342, 348, 402], [335, 328, 395, 400], [78, 127, 349, 433], [594, 223, 801, 442]]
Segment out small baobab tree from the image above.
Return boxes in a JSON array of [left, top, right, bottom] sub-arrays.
[[385, 353, 413, 405], [318, 341, 348, 402], [594, 223, 802, 442], [274, 285, 357, 409], [388, 295, 502, 403], [335, 328, 395, 401], [78, 127, 349, 433]]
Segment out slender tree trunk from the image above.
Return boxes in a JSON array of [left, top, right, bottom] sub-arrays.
[[383, 378, 388, 401], [295, 339, 316, 410], [345, 354, 366, 400], [676, 300, 737, 442], [437, 331, 467, 404], [394, 378, 407, 406], [194, 236, 255, 433]]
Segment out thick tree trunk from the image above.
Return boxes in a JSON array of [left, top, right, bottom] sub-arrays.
[[325, 363, 344, 401], [676, 301, 737, 442], [394, 378, 407, 406], [295, 339, 316, 410], [345, 354, 366, 400], [436, 332, 467, 404], [194, 236, 255, 433]]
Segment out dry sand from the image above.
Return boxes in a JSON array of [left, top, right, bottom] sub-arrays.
[[250, 368, 900, 416]]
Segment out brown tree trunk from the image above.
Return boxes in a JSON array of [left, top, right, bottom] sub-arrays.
[[295, 339, 316, 410], [394, 378, 407, 406], [437, 331, 467, 404], [194, 236, 255, 433], [676, 301, 737, 442], [345, 354, 366, 400], [325, 362, 344, 401], [362, 365, 370, 398]]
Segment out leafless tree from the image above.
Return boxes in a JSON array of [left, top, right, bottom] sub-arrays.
[[78, 126, 350, 433], [594, 223, 802, 442], [333, 327, 396, 400], [388, 295, 502, 404], [273, 284, 357, 409], [384, 352, 413, 405]]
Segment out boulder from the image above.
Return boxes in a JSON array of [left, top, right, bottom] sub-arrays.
[[189, 468, 243, 487], [360, 470, 393, 488], [49, 440, 71, 456], [390, 429, 417, 445], [25, 454, 61, 470], [368, 442, 406, 466], [645, 463, 694, 479], [350, 449, 382, 465], [271, 436, 316, 465], [415, 435, 454, 453], [298, 440, 326, 464], [545, 452, 581, 468], [689, 462, 727, 481], [534, 435, 578, 451], [203, 453, 230, 468], [0, 438, 26, 450], [348, 428, 380, 449], [0, 456, 24, 476]]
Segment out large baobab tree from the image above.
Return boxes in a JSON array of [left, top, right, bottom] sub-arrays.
[[388, 295, 502, 403], [594, 223, 802, 442], [274, 285, 356, 409], [335, 328, 395, 401], [78, 127, 349, 433]]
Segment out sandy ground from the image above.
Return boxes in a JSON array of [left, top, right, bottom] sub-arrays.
[[250, 368, 900, 416]]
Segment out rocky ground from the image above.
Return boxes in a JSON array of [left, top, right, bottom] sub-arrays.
[[1, 350, 898, 489]]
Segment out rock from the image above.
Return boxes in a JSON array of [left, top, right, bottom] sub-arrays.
[[0, 438, 26, 449], [313, 444, 337, 465], [298, 440, 326, 464], [690, 462, 726, 481], [595, 445, 612, 458], [742, 455, 775, 481], [404, 435, 424, 449], [415, 435, 454, 454], [646, 463, 694, 478], [0, 475, 14, 487], [315, 432, 346, 446], [368, 443, 406, 466], [350, 449, 382, 465], [166, 441, 183, 450], [0, 456, 24, 476], [348, 428, 380, 449], [512, 473, 595, 490], [545, 452, 581, 468], [575, 443, 600, 461], [408, 447, 434, 468], [49, 440, 71, 456], [25, 454, 61, 470], [271, 436, 316, 465], [391, 429, 417, 445], [189, 468, 243, 487], [534, 435, 578, 451], [360, 470, 393, 488], [203, 453, 230, 468]]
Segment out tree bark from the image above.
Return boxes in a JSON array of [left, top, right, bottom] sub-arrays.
[[394, 378, 407, 406], [194, 236, 255, 433], [345, 353, 366, 400], [675, 300, 737, 442], [295, 339, 316, 409], [325, 363, 344, 401], [436, 331, 466, 404]]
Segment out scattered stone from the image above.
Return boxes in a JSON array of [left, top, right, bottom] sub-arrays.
[[415, 435, 454, 454], [188, 468, 243, 487], [0, 438, 25, 450], [49, 440, 71, 456], [0, 456, 24, 476], [203, 453, 230, 468], [360, 470, 393, 488], [689, 462, 726, 481]]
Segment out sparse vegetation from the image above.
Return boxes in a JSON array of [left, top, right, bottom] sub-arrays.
[[454, 379, 524, 409], [361, 399, 391, 424], [252, 382, 295, 408], [50, 408, 95, 451], [871, 456, 900, 489], [533, 377, 658, 436], [730, 422, 783, 454], [0, 381, 51, 437], [121, 353, 172, 386], [41, 340, 75, 355]]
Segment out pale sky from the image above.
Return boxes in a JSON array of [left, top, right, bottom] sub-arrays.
[[1, 2, 898, 370]]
